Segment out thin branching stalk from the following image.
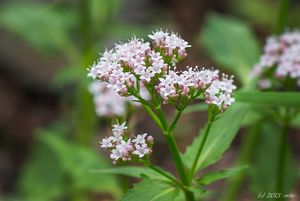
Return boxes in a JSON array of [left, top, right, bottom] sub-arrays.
[[189, 114, 216, 182]]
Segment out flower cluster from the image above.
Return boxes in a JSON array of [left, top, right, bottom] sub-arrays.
[[100, 122, 154, 164], [156, 67, 236, 110], [88, 81, 149, 117], [88, 30, 236, 112], [252, 31, 300, 89]]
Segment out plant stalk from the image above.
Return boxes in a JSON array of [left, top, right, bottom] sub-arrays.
[[147, 165, 182, 186], [153, 107, 195, 201], [169, 110, 183, 133], [165, 133, 195, 201], [275, 0, 290, 34], [189, 114, 215, 181], [223, 121, 262, 201], [276, 121, 289, 199]]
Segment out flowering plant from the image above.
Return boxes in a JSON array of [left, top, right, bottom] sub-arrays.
[[88, 31, 237, 201], [252, 31, 300, 90]]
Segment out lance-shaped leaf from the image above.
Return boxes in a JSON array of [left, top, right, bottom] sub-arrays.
[[197, 166, 248, 185], [37, 131, 120, 194], [182, 103, 249, 173], [201, 13, 260, 84], [235, 91, 300, 108], [90, 166, 174, 182], [120, 178, 181, 201]]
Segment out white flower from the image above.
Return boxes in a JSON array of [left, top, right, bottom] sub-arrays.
[[116, 139, 133, 155], [132, 133, 147, 145], [111, 132, 123, 142], [110, 149, 122, 160], [112, 122, 127, 134], [100, 137, 113, 148], [133, 144, 150, 158], [148, 30, 168, 43]]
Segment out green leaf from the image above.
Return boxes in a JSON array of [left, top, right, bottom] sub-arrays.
[[197, 166, 248, 185], [235, 91, 300, 108], [182, 103, 249, 172], [291, 113, 300, 128], [18, 142, 64, 201], [37, 131, 120, 194], [201, 13, 260, 84], [120, 178, 180, 201], [90, 166, 172, 181], [229, 0, 275, 28], [251, 124, 298, 194], [0, 3, 75, 54]]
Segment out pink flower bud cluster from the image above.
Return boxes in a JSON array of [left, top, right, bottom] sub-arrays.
[[156, 67, 236, 110], [88, 81, 149, 117], [88, 30, 236, 112], [100, 122, 153, 164], [148, 30, 191, 60], [252, 31, 300, 89]]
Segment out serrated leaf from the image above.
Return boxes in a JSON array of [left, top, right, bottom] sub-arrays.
[[90, 166, 174, 182], [197, 166, 248, 185], [201, 13, 260, 84], [182, 103, 249, 173], [120, 178, 180, 201], [235, 91, 300, 108], [37, 131, 120, 194]]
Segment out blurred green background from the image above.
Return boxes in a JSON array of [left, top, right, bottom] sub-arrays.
[[0, 0, 299, 201]]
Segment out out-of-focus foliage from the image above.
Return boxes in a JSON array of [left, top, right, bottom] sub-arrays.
[[18, 138, 64, 201], [251, 124, 297, 194], [230, 0, 300, 29], [0, 3, 75, 55], [235, 91, 300, 108], [200, 13, 260, 84], [229, 0, 276, 29], [18, 130, 120, 201]]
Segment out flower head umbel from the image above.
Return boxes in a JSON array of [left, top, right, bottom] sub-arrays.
[[251, 30, 300, 90], [88, 30, 236, 113], [100, 122, 154, 164]]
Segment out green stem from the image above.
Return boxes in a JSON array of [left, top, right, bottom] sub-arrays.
[[189, 114, 215, 181], [147, 165, 182, 186], [75, 0, 96, 145], [276, 120, 289, 199], [155, 107, 168, 132], [165, 134, 189, 185], [142, 105, 163, 131], [183, 190, 196, 201], [165, 133, 195, 201], [169, 110, 183, 133], [222, 121, 262, 201], [141, 98, 195, 200], [275, 0, 290, 34]]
